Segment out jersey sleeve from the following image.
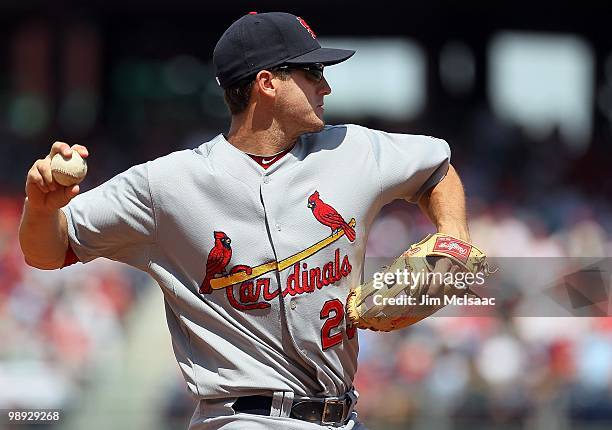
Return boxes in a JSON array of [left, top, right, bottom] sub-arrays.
[[60, 162, 156, 271], [357, 125, 451, 205]]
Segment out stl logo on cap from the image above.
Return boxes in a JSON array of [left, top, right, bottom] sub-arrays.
[[297, 17, 316, 39]]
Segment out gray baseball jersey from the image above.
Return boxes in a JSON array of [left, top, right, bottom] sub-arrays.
[[61, 124, 450, 427]]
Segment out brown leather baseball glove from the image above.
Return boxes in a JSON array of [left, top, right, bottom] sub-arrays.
[[346, 233, 494, 331]]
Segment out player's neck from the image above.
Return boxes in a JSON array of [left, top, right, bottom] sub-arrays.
[[226, 115, 297, 156]]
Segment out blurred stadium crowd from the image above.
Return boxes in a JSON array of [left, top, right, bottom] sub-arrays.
[[1, 11, 612, 430], [0, 197, 149, 423]]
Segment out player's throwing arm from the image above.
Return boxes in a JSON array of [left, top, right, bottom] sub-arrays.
[[19, 141, 89, 269]]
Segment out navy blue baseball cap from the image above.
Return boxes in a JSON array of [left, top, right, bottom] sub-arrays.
[[213, 12, 355, 89]]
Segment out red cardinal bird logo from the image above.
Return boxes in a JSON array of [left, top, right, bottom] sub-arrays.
[[200, 231, 232, 294], [307, 191, 356, 242]]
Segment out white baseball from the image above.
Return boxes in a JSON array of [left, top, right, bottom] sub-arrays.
[[51, 151, 88, 186]]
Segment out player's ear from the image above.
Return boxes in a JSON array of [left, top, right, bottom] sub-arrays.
[[254, 70, 277, 97]]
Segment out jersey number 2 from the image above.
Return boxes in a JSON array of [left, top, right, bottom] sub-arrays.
[[320, 299, 356, 350]]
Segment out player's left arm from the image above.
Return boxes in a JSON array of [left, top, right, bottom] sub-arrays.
[[417, 164, 469, 242]]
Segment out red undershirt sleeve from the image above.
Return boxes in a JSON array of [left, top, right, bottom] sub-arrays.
[[62, 245, 80, 268]]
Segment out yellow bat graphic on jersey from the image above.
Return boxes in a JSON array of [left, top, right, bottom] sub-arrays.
[[209, 218, 356, 290]]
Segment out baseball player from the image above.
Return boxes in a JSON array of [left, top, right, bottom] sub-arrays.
[[19, 12, 470, 430]]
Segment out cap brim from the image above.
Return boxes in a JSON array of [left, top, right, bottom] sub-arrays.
[[285, 47, 355, 66]]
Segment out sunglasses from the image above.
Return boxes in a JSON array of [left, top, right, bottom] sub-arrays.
[[274, 63, 325, 83]]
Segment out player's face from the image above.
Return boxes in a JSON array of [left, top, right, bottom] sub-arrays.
[[274, 65, 332, 135]]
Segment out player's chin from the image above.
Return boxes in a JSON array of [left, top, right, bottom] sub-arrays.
[[310, 112, 326, 131], [298, 110, 325, 134], [306, 121, 325, 134]]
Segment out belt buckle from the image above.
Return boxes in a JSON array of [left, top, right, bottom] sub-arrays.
[[321, 398, 346, 426]]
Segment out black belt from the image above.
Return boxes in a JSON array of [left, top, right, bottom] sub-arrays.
[[232, 394, 353, 427]]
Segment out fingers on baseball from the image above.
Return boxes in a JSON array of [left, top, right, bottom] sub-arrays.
[[49, 141, 72, 159], [49, 141, 89, 160], [55, 183, 79, 206], [39, 159, 59, 191], [28, 168, 48, 193], [66, 184, 80, 197], [71, 144, 89, 158], [29, 162, 53, 193]]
